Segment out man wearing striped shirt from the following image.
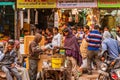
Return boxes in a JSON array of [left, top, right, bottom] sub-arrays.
[[86, 25, 102, 75]]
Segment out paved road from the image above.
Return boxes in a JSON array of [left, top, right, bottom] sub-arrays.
[[79, 70, 99, 80]]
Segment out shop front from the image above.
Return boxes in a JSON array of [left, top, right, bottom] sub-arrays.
[[56, 0, 99, 30], [17, 0, 56, 40], [0, 2, 15, 42], [98, 0, 120, 30]]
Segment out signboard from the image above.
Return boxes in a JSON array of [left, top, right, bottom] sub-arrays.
[[57, 0, 97, 8], [98, 0, 120, 8], [17, 0, 56, 8]]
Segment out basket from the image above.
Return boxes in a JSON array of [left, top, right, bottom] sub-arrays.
[[52, 58, 62, 68]]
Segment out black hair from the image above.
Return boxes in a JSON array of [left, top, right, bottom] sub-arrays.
[[84, 25, 90, 30], [53, 27, 59, 32], [104, 26, 109, 30], [62, 23, 68, 27], [94, 25, 99, 29], [63, 28, 69, 33], [46, 27, 53, 33], [117, 25, 120, 29]]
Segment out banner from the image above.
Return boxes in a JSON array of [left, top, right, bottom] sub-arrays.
[[57, 0, 97, 8], [98, 0, 120, 8], [17, 0, 56, 8]]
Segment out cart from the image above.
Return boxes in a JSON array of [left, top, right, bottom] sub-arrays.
[[38, 48, 67, 80]]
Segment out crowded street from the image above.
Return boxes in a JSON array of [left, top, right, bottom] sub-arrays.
[[0, 0, 120, 80]]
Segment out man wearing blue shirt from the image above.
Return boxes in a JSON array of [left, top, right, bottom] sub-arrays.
[[102, 31, 120, 60], [86, 25, 102, 75]]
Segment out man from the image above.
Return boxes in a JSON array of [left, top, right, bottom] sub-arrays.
[[29, 33, 43, 80], [76, 26, 84, 46], [0, 40, 22, 80], [101, 31, 120, 60], [86, 25, 102, 75], [80, 25, 90, 73], [80, 25, 90, 59], [52, 27, 61, 48]]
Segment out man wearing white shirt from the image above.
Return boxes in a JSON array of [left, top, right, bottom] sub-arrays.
[[43, 27, 61, 49], [52, 27, 61, 48]]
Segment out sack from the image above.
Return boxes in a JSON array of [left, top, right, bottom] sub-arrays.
[[80, 58, 87, 68]]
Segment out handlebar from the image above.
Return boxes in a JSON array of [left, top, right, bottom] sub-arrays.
[[100, 50, 120, 61]]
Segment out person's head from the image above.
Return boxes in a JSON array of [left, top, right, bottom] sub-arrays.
[[103, 31, 111, 40], [46, 27, 53, 35], [53, 27, 59, 35], [7, 39, 15, 51], [71, 27, 77, 35], [94, 25, 99, 30], [84, 25, 90, 33], [104, 27, 109, 31], [24, 30, 29, 36], [62, 23, 68, 29], [14, 40, 20, 50], [99, 27, 104, 34], [116, 25, 120, 32], [34, 33, 42, 43], [77, 26, 83, 32], [63, 28, 70, 36], [42, 29, 46, 35]]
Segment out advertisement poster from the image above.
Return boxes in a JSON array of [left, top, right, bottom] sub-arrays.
[[17, 0, 56, 8], [98, 0, 120, 8], [57, 0, 97, 8]]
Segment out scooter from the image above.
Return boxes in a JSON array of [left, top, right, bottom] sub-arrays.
[[97, 51, 120, 80]]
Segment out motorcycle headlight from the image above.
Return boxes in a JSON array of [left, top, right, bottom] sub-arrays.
[[100, 63, 108, 71]]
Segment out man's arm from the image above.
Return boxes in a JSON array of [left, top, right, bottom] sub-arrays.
[[100, 41, 107, 57], [0, 51, 5, 61], [31, 42, 42, 53]]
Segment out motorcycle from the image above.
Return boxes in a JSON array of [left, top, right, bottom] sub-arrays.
[[97, 51, 120, 80]]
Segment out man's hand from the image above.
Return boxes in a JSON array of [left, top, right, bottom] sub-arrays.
[[3, 48, 8, 54], [11, 63, 15, 68]]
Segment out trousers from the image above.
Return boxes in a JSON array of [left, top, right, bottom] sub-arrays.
[[29, 59, 38, 80], [87, 50, 100, 72], [1, 66, 22, 80]]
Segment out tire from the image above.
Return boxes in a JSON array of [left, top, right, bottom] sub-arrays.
[[98, 74, 104, 80]]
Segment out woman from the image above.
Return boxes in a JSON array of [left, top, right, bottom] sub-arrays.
[[63, 28, 82, 80]]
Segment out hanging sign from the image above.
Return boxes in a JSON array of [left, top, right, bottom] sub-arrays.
[[17, 0, 56, 8], [98, 0, 120, 8], [57, 0, 97, 8]]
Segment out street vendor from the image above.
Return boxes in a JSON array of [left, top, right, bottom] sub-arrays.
[[29, 33, 44, 80]]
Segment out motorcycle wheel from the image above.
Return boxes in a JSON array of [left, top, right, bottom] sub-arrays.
[[98, 74, 111, 80]]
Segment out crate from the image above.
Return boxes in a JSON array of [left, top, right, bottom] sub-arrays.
[[51, 58, 62, 68]]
